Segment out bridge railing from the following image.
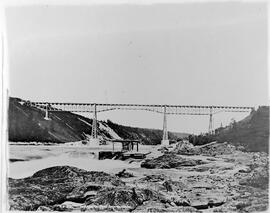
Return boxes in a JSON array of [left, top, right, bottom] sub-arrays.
[[28, 101, 254, 115]]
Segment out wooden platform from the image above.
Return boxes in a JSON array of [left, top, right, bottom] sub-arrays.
[[110, 139, 140, 152]]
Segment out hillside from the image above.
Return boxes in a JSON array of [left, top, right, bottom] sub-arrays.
[[8, 97, 187, 144], [216, 106, 269, 152], [188, 106, 269, 153]]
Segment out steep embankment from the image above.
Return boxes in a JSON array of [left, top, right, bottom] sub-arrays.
[[9, 97, 93, 142], [216, 106, 269, 153], [8, 97, 186, 144]]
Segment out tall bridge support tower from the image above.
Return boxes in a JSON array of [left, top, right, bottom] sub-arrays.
[[161, 105, 170, 146], [89, 103, 100, 146], [208, 107, 213, 134], [44, 103, 50, 120]]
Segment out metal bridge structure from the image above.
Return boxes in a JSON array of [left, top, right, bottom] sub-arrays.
[[26, 101, 254, 146]]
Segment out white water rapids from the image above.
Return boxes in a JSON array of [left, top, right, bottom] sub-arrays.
[[8, 143, 156, 179]]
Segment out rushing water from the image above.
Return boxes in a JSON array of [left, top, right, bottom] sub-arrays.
[[8, 143, 155, 179]]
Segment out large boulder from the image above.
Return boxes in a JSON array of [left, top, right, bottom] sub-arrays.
[[173, 141, 199, 155]]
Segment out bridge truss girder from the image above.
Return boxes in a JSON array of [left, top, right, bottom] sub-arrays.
[[25, 101, 254, 143], [29, 102, 253, 115]]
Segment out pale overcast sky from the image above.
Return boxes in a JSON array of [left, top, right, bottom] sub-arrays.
[[5, 2, 268, 133]]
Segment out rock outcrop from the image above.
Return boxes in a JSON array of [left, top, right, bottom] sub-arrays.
[[141, 153, 208, 169], [8, 166, 160, 212], [174, 140, 237, 156], [8, 166, 124, 210], [173, 140, 199, 155]]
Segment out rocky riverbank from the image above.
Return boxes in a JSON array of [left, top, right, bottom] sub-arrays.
[[8, 141, 269, 212]]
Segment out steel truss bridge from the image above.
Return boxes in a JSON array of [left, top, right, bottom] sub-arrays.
[[25, 101, 254, 145]]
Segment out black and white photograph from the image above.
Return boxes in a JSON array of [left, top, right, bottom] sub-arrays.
[[1, 0, 269, 212]]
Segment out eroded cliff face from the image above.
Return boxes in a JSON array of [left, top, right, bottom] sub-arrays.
[[8, 142, 269, 212]]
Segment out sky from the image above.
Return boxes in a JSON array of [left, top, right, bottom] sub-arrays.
[[5, 2, 269, 133]]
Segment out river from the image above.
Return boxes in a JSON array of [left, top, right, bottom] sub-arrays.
[[7, 143, 157, 179]]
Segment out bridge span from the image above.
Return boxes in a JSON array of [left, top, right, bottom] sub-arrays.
[[24, 101, 254, 146]]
